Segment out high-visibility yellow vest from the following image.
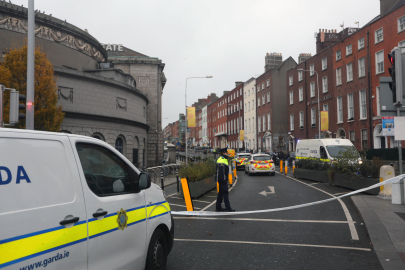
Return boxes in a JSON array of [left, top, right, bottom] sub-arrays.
[[217, 156, 229, 165]]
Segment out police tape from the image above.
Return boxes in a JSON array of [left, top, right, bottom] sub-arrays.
[[171, 174, 405, 216]]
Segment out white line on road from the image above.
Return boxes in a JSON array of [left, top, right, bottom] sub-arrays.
[[276, 172, 359, 241], [169, 203, 201, 210], [166, 193, 179, 198], [308, 183, 319, 186], [201, 179, 238, 211], [174, 239, 371, 251], [192, 200, 211, 203], [174, 216, 355, 224], [333, 192, 351, 196]]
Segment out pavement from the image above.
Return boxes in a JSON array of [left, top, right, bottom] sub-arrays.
[[352, 196, 405, 270], [165, 168, 384, 269]]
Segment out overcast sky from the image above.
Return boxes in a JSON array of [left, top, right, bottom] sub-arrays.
[[11, 0, 380, 128]]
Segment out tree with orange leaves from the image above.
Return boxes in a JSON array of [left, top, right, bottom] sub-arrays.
[[0, 43, 64, 131]]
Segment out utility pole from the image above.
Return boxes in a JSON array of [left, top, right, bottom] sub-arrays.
[[26, 0, 35, 130]]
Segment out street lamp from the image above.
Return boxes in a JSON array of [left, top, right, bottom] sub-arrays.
[[227, 103, 241, 153], [185, 76, 213, 165], [297, 69, 321, 139]]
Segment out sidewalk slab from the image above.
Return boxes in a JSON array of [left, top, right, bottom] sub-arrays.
[[352, 195, 405, 270]]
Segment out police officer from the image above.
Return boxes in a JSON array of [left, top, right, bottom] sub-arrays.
[[215, 148, 235, 212]]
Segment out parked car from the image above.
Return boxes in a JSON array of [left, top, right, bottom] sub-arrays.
[[235, 153, 251, 170], [244, 154, 275, 176]]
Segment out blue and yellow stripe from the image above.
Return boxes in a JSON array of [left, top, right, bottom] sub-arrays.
[[0, 201, 170, 269]]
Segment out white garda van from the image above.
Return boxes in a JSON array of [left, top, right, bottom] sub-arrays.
[[0, 129, 173, 270], [295, 138, 361, 162]]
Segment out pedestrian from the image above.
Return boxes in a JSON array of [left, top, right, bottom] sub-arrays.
[[286, 151, 291, 167], [215, 148, 235, 212]]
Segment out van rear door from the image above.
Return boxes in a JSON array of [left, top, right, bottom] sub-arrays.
[[0, 132, 87, 269], [71, 139, 147, 270]]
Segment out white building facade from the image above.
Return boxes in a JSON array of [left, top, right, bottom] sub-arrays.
[[243, 78, 257, 151]]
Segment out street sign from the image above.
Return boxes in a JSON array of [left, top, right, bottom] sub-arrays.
[[382, 116, 395, 136], [394, 117, 405, 140]]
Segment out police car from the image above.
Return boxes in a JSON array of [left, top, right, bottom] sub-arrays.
[[235, 153, 251, 170], [0, 129, 174, 270], [244, 154, 275, 176]]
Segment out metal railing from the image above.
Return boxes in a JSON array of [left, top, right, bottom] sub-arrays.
[[141, 164, 181, 192]]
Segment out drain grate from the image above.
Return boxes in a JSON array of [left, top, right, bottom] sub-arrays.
[[395, 212, 405, 221]]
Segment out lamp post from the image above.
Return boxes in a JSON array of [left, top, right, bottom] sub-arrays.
[[227, 103, 241, 153], [185, 76, 213, 165], [297, 69, 321, 139]]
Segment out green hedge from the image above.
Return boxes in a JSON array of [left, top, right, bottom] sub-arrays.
[[179, 157, 216, 182], [366, 148, 405, 160]]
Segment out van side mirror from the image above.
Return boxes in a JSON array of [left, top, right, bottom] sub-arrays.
[[139, 172, 151, 190]]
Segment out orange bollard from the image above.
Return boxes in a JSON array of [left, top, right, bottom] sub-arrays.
[[233, 161, 237, 178], [293, 166, 295, 174], [285, 165, 288, 175], [217, 182, 219, 193], [280, 160, 283, 173], [180, 178, 194, 211]]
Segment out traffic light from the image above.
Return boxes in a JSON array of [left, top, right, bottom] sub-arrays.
[[9, 90, 25, 125], [388, 47, 404, 106]]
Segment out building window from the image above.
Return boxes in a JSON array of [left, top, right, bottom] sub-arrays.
[[358, 38, 365, 50], [263, 114, 266, 131], [258, 98, 261, 107], [322, 76, 328, 93], [257, 85, 260, 92], [310, 64, 314, 76], [347, 93, 354, 120], [248, 90, 250, 96], [115, 137, 124, 154], [299, 111, 304, 128], [268, 113, 271, 130], [375, 28, 383, 43], [262, 83, 264, 89], [376, 86, 381, 116], [361, 129, 368, 150], [358, 58, 366, 77], [322, 57, 327, 70], [240, 100, 242, 109], [346, 44, 352, 56], [252, 117, 255, 133], [258, 116, 261, 132], [311, 108, 316, 126], [347, 63, 353, 82], [310, 82, 315, 98], [399, 16, 405, 32], [290, 114, 294, 131], [289, 91, 294, 105], [323, 104, 328, 112], [349, 130, 355, 145], [336, 50, 341, 61], [337, 96, 343, 123], [248, 102, 250, 111], [376, 50, 384, 74], [298, 70, 303, 81], [299, 87, 303, 102], [248, 119, 251, 133], [267, 92, 270, 103], [289, 75, 293, 86], [262, 94, 265, 105], [267, 79, 270, 87], [360, 89, 367, 119], [336, 68, 342, 85]]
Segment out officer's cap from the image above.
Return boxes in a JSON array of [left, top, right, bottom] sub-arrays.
[[219, 147, 228, 153]]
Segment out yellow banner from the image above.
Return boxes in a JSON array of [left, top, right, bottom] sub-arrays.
[[321, 111, 329, 131], [187, 107, 196, 127], [239, 130, 244, 141]]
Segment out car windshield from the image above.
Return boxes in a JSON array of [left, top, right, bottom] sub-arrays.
[[253, 155, 272, 161], [238, 155, 250, 159], [326, 145, 359, 158]]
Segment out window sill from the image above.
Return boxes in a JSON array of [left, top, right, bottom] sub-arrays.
[[311, 124, 316, 127], [336, 58, 342, 62], [376, 71, 384, 75], [336, 83, 342, 86], [337, 122, 343, 124], [346, 53, 352, 57], [299, 79, 303, 82], [359, 118, 367, 121], [322, 68, 327, 71], [347, 79, 353, 83], [347, 119, 354, 123], [300, 126, 304, 130], [357, 47, 365, 51], [359, 75, 366, 79], [322, 91, 328, 94], [399, 28, 405, 34], [375, 40, 384, 45], [310, 74, 315, 77], [290, 103, 294, 106]]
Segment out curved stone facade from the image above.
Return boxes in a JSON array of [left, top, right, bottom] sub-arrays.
[[0, 3, 151, 166]]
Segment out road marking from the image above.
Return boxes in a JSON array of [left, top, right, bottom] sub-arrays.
[[169, 203, 201, 210], [259, 186, 275, 196], [308, 183, 319, 186], [174, 239, 371, 251], [201, 178, 238, 211], [166, 193, 179, 198], [334, 191, 351, 196], [276, 172, 359, 241], [193, 200, 211, 203], [174, 217, 355, 224], [205, 196, 218, 198]]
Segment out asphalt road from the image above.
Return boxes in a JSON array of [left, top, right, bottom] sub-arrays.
[[164, 168, 383, 270]]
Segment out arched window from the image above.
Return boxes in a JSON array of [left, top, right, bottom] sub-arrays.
[[115, 137, 123, 153]]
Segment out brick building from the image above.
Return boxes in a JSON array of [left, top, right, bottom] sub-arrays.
[[226, 82, 244, 150], [286, 0, 405, 151], [212, 91, 230, 148]]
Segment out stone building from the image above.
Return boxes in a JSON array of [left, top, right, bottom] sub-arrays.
[[0, 2, 164, 167]]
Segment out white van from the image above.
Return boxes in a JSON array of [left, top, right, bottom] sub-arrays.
[[295, 138, 361, 162], [0, 129, 173, 270]]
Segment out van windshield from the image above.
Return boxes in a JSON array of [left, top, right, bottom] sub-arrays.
[[326, 145, 359, 158]]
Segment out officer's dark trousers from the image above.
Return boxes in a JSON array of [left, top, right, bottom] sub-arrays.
[[216, 182, 231, 210]]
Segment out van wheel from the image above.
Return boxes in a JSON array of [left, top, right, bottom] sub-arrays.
[[145, 229, 167, 270]]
